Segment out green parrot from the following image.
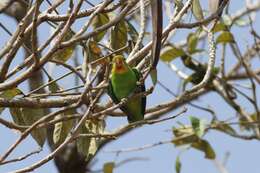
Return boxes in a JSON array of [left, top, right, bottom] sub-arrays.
[[108, 55, 146, 123]]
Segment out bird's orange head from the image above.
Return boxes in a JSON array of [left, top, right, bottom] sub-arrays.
[[112, 55, 128, 74]]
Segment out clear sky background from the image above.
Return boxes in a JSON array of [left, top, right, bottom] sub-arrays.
[[0, 0, 260, 173]]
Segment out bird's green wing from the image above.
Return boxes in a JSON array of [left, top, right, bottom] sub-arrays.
[[108, 80, 134, 118], [132, 68, 146, 117], [108, 80, 119, 104], [108, 68, 146, 122]]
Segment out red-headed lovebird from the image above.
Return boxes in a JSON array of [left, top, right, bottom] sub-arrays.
[[108, 55, 146, 123]]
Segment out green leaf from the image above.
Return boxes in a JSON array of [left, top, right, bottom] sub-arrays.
[[238, 113, 258, 131], [53, 115, 63, 144], [21, 108, 47, 146], [212, 22, 227, 33], [175, 155, 182, 173], [172, 126, 193, 137], [0, 88, 22, 115], [92, 13, 110, 42], [110, 20, 128, 50], [216, 31, 235, 44], [190, 116, 200, 131], [172, 132, 198, 146], [48, 78, 61, 93], [212, 121, 236, 135], [174, 0, 184, 14], [150, 68, 157, 86], [187, 33, 198, 54], [189, 116, 206, 137], [212, 67, 220, 75], [9, 108, 26, 129], [49, 82, 60, 93], [0, 88, 21, 98], [249, 112, 258, 121], [160, 46, 186, 62], [52, 29, 76, 63], [191, 139, 216, 159], [53, 110, 75, 145], [85, 119, 105, 157], [86, 40, 103, 63], [103, 162, 115, 173], [77, 125, 91, 159], [77, 119, 105, 160], [234, 18, 250, 27], [192, 0, 204, 21], [182, 70, 205, 90], [83, 40, 103, 77]]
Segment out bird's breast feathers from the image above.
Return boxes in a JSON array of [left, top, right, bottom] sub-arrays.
[[111, 71, 137, 99]]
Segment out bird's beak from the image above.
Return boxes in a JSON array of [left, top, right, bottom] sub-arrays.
[[115, 58, 123, 68]]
